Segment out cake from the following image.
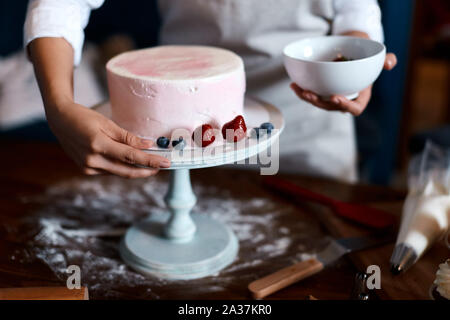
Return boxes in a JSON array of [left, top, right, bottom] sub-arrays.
[[106, 45, 246, 147]]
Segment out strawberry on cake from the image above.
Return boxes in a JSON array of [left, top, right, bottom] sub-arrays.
[[106, 45, 246, 148]]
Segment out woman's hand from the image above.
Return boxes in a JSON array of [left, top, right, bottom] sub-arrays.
[[46, 100, 170, 178], [29, 37, 170, 178], [290, 30, 398, 116]]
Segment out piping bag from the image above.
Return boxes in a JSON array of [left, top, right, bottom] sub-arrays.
[[391, 141, 450, 274]]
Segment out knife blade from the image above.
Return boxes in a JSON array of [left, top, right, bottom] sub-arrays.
[[248, 232, 394, 299], [319, 232, 395, 265]]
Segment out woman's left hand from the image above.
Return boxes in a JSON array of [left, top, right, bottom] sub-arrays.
[[290, 32, 398, 116]]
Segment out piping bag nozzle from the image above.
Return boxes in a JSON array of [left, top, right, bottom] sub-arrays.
[[390, 244, 418, 275]]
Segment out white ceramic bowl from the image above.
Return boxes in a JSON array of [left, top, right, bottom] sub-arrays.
[[283, 36, 386, 99]]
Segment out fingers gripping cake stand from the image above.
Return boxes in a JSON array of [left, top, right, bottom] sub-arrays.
[[95, 97, 284, 280]]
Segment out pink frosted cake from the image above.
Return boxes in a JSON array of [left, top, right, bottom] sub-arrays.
[[106, 45, 246, 146]]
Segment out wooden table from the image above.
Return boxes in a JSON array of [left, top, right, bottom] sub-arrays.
[[0, 141, 447, 300]]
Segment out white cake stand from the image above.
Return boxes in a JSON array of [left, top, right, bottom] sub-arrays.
[[94, 97, 284, 280]]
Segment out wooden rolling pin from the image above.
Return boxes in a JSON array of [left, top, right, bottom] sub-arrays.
[[0, 287, 89, 300]]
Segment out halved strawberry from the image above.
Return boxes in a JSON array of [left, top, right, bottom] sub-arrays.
[[192, 124, 216, 147], [222, 115, 247, 142]]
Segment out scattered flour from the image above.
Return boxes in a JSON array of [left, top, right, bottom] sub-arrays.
[[297, 252, 318, 262], [6, 174, 324, 299], [257, 237, 292, 257]]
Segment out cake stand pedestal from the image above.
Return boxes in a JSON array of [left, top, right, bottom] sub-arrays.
[[120, 169, 239, 279], [94, 97, 284, 280]]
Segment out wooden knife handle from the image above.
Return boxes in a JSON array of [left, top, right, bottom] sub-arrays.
[[248, 259, 324, 299], [0, 287, 89, 300]]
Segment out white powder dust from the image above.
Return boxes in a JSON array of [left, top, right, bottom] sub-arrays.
[[7, 173, 324, 299]]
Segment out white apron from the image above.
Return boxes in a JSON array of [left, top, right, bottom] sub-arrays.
[[158, 0, 357, 182]]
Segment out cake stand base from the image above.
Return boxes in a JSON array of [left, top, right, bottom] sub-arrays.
[[119, 213, 239, 280], [95, 96, 284, 280]]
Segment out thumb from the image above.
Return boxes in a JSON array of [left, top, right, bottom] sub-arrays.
[[384, 53, 397, 71], [104, 121, 153, 149]]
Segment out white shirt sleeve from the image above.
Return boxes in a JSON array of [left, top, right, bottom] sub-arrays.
[[332, 0, 384, 42], [24, 0, 105, 66]]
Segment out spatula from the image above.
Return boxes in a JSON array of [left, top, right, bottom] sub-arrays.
[[263, 176, 396, 229], [248, 232, 394, 299]]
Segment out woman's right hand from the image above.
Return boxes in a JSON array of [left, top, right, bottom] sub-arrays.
[[28, 38, 170, 178], [46, 100, 171, 178]]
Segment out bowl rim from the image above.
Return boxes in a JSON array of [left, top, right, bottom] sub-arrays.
[[283, 35, 386, 65]]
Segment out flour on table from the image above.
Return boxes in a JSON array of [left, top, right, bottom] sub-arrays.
[[6, 174, 324, 299]]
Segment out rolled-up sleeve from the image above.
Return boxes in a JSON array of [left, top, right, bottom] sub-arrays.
[[332, 0, 384, 42], [24, 0, 104, 66]]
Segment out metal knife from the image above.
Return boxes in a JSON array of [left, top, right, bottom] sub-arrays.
[[248, 232, 394, 299]]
